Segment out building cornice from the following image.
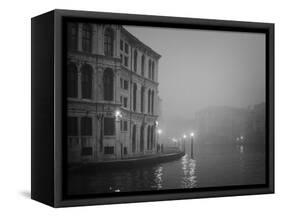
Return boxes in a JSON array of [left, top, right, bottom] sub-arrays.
[[121, 27, 161, 60], [120, 65, 159, 86]]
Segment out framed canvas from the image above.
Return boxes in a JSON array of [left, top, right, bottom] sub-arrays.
[[31, 9, 274, 207]]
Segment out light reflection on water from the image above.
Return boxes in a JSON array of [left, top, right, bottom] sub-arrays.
[[68, 149, 265, 195], [181, 154, 197, 188], [152, 166, 163, 190]]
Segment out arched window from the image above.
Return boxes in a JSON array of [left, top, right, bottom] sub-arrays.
[[147, 89, 151, 113], [150, 126, 154, 149], [134, 50, 138, 72], [81, 64, 93, 99], [147, 125, 151, 150], [133, 83, 137, 112], [103, 68, 114, 101], [132, 124, 136, 153], [141, 55, 145, 76], [148, 60, 152, 79], [67, 23, 78, 51], [67, 63, 78, 98], [141, 86, 145, 113], [151, 61, 155, 81], [104, 28, 114, 56], [82, 24, 92, 52], [140, 125, 144, 152], [151, 90, 154, 114]]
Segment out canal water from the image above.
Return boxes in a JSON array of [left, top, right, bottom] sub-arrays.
[[68, 145, 266, 195]]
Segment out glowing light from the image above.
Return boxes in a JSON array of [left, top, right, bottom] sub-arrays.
[[157, 129, 162, 135], [183, 134, 187, 139], [155, 121, 159, 127], [190, 132, 194, 137], [115, 110, 122, 120], [240, 136, 244, 140]]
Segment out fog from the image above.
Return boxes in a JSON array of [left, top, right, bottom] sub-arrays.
[[125, 26, 265, 141]]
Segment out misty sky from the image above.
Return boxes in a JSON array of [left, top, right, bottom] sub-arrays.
[[125, 26, 265, 137]]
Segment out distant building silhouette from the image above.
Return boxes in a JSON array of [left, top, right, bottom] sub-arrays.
[[195, 103, 265, 149]]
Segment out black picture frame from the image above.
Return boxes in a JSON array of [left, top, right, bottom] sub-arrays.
[[31, 9, 274, 207]]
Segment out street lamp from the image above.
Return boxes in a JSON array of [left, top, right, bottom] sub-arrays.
[[183, 134, 187, 153], [157, 129, 162, 153], [155, 121, 159, 127], [190, 132, 194, 159], [115, 110, 122, 158], [239, 136, 244, 154], [115, 110, 122, 121]]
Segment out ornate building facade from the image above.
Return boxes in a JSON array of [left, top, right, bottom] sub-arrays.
[[66, 23, 161, 164]]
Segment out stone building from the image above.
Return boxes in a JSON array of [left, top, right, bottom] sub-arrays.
[[66, 22, 161, 164]]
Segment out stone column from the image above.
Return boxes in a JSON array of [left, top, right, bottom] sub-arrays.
[[115, 26, 121, 58], [97, 25, 104, 55], [91, 24, 96, 54], [155, 60, 159, 82], [77, 23, 83, 52], [136, 83, 140, 113], [96, 66, 103, 101]]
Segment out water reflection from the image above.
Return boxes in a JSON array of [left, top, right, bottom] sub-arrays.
[[153, 166, 163, 190], [68, 148, 265, 195], [238, 145, 245, 179], [240, 145, 244, 154], [181, 154, 197, 188]]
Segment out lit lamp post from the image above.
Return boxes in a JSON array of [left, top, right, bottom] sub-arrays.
[[157, 129, 162, 153], [190, 132, 194, 159], [240, 136, 244, 153], [240, 136, 244, 143], [115, 110, 122, 158], [183, 134, 187, 154]]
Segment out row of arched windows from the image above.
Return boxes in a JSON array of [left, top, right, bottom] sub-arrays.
[[67, 63, 93, 99], [132, 84, 154, 114], [67, 63, 114, 101], [67, 23, 114, 57], [68, 62, 154, 114], [133, 50, 155, 81], [131, 124, 155, 153]]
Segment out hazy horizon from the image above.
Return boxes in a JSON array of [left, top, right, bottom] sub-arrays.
[[125, 26, 265, 116]]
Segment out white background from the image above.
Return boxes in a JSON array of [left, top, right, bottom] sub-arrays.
[[0, 0, 279, 215]]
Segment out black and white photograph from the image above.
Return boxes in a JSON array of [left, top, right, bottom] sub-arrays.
[[0, 0, 279, 214], [65, 21, 267, 196]]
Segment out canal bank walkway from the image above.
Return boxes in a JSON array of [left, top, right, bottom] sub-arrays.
[[69, 151, 185, 172]]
